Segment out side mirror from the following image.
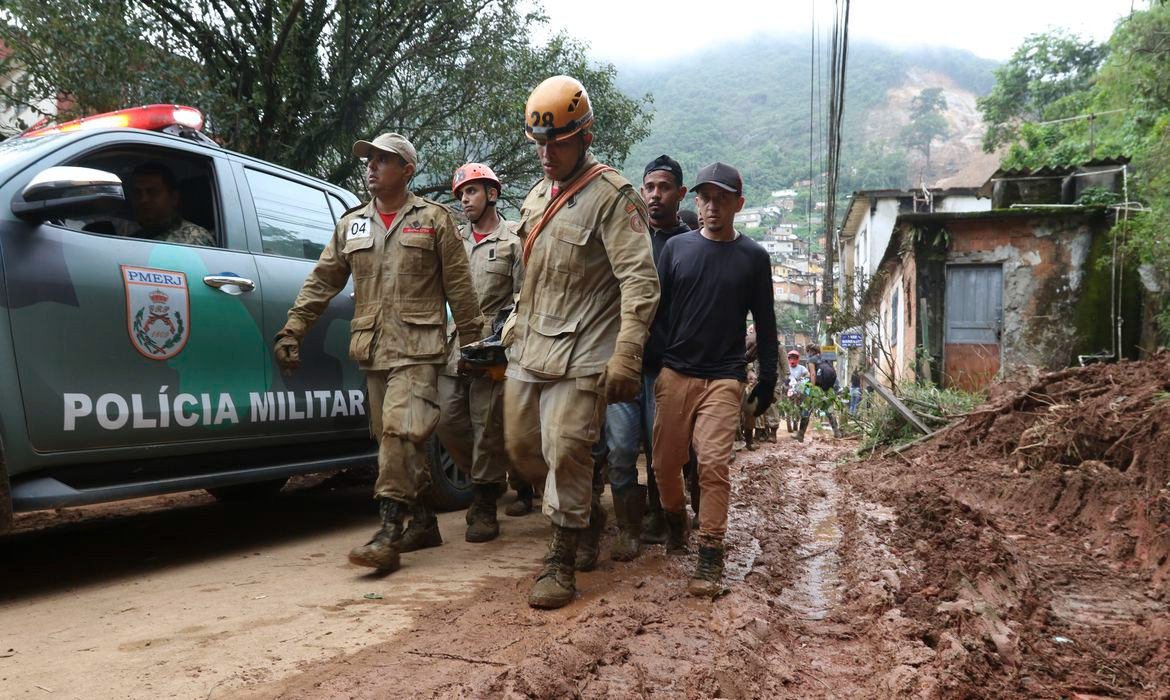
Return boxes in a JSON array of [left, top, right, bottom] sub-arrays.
[[12, 166, 125, 223]]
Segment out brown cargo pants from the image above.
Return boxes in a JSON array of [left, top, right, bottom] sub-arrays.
[[651, 366, 742, 545], [503, 374, 605, 529], [365, 364, 441, 504], [436, 374, 507, 485]]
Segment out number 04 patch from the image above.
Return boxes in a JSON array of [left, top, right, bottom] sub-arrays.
[[347, 218, 371, 240]]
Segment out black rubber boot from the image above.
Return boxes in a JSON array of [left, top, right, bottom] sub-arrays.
[[642, 479, 668, 544], [400, 500, 442, 552], [348, 499, 406, 574], [687, 545, 726, 597], [528, 525, 580, 609], [505, 481, 534, 517], [794, 416, 810, 442], [465, 483, 501, 543], [664, 509, 691, 555], [611, 485, 645, 562], [575, 491, 607, 571]]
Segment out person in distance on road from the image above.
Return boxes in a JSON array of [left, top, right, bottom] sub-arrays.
[[274, 133, 485, 576], [651, 161, 778, 597]]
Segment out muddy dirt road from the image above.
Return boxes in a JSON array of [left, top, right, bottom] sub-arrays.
[[3, 412, 1168, 698]]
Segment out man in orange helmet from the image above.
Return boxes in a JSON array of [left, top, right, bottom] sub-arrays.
[[435, 163, 524, 543], [504, 75, 660, 609]]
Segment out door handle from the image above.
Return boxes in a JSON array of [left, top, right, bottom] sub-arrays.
[[203, 274, 256, 294]]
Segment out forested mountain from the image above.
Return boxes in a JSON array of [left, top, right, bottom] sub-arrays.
[[615, 38, 998, 205]]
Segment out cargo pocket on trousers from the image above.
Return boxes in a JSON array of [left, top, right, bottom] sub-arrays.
[[348, 314, 378, 363], [405, 380, 440, 443]]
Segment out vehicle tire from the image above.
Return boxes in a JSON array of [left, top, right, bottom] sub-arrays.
[[423, 435, 473, 512], [207, 477, 289, 502]]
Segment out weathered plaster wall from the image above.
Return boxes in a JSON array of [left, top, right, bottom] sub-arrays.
[[946, 214, 1100, 371]]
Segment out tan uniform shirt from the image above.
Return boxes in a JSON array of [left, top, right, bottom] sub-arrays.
[[285, 193, 484, 370], [441, 216, 524, 376], [507, 153, 660, 381]]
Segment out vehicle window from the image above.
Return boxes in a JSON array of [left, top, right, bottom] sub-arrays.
[[61, 148, 219, 247], [327, 194, 351, 222], [245, 169, 333, 260]]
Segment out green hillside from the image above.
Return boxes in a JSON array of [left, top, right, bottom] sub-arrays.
[[614, 38, 997, 206]]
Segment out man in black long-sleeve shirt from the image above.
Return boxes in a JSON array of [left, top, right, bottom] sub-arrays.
[[651, 161, 778, 597]]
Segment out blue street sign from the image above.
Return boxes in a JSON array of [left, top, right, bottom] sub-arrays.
[[839, 332, 863, 348]]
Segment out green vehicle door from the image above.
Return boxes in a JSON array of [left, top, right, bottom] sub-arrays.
[[2, 136, 271, 452]]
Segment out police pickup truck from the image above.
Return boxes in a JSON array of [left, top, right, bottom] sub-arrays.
[[0, 105, 470, 533]]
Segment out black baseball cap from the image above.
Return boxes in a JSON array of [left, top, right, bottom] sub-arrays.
[[693, 162, 743, 195], [643, 154, 684, 186]]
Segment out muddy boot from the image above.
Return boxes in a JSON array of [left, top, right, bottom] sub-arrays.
[[465, 484, 501, 543], [575, 492, 607, 571], [528, 525, 580, 609], [829, 414, 842, 438], [399, 501, 442, 553], [641, 499, 668, 544], [687, 545, 726, 597], [664, 509, 691, 555], [793, 416, 809, 442], [348, 499, 406, 573], [611, 485, 646, 562], [505, 482, 534, 517]]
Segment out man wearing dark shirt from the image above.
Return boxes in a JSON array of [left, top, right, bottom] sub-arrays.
[[651, 162, 778, 597], [601, 155, 691, 564]]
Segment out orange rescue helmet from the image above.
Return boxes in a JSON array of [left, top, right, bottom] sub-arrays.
[[452, 162, 501, 199], [524, 75, 594, 144]]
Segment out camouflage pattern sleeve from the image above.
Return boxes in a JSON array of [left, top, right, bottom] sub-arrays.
[[163, 220, 216, 247], [284, 220, 351, 339], [436, 209, 486, 342]]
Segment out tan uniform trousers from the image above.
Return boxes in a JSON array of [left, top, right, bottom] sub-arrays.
[[504, 375, 605, 529], [435, 374, 507, 485], [366, 364, 440, 504], [651, 367, 743, 545]]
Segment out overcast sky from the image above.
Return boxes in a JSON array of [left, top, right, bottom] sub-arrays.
[[538, 0, 1141, 66]]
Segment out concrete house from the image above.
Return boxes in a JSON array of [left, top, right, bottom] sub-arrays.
[[860, 159, 1141, 391]]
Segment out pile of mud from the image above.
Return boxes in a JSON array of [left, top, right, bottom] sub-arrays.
[[842, 353, 1170, 697], [933, 352, 1170, 593]]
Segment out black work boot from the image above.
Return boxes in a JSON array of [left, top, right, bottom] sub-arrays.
[[465, 483, 501, 543], [575, 492, 607, 571], [505, 482, 534, 517], [641, 481, 668, 544], [664, 509, 691, 555], [611, 485, 646, 562], [687, 545, 726, 597], [348, 499, 406, 573], [529, 525, 580, 609], [793, 416, 810, 442], [400, 500, 442, 552]]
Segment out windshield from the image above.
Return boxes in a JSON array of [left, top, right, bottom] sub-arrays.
[[0, 133, 66, 172]]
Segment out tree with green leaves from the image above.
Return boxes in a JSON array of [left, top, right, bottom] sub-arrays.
[[976, 29, 1106, 154], [0, 0, 652, 204], [901, 87, 949, 174]]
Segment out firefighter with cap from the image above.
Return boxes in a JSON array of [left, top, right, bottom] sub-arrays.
[[274, 133, 485, 575], [505, 75, 660, 609], [435, 162, 524, 543]]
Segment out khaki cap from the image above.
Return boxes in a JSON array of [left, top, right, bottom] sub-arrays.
[[352, 132, 417, 165]]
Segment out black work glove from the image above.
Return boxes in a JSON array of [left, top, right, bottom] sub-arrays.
[[747, 379, 775, 417]]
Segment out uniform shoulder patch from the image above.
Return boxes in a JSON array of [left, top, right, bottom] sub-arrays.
[[342, 201, 367, 217]]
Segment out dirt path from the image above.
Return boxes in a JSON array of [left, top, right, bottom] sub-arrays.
[[5, 404, 1167, 698]]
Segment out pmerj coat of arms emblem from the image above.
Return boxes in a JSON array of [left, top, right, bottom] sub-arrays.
[[121, 265, 190, 360]]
